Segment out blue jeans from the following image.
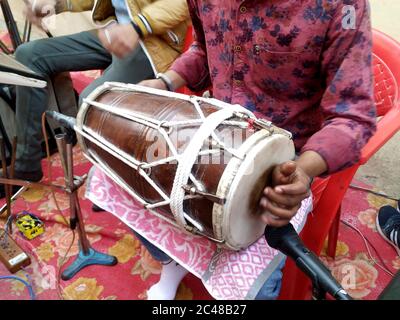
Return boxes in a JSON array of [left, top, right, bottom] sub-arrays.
[[133, 231, 285, 299]]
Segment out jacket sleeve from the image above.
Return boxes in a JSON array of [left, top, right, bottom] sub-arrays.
[[56, 0, 94, 13], [170, 0, 211, 91], [131, 0, 189, 37], [301, 0, 376, 174]]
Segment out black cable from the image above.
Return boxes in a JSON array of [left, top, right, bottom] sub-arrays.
[[349, 184, 399, 202]]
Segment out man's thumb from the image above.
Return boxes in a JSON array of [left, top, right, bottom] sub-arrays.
[[279, 161, 297, 177]]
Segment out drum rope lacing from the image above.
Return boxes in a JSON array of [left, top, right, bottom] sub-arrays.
[[170, 103, 254, 228], [78, 83, 258, 233]]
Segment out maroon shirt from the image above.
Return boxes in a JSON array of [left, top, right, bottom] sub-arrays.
[[171, 0, 376, 173]]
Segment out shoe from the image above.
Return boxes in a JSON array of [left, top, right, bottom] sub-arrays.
[[0, 169, 43, 198], [376, 205, 400, 256]]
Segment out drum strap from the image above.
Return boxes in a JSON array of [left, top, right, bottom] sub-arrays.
[[170, 104, 252, 230]]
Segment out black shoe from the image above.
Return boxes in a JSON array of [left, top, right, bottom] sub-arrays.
[[0, 169, 43, 198], [376, 205, 400, 255], [92, 203, 105, 212]]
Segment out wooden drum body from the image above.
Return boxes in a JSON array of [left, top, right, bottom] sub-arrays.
[[76, 82, 295, 250]]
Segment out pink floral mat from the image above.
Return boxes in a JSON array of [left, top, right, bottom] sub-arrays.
[[86, 167, 312, 300]]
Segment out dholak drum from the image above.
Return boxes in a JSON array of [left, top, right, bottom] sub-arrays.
[[76, 82, 295, 250]]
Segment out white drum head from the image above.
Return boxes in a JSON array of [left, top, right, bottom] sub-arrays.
[[212, 130, 295, 250]]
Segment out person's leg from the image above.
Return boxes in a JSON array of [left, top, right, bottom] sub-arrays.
[[133, 231, 188, 300], [79, 44, 155, 103], [14, 30, 111, 176], [255, 258, 287, 300]]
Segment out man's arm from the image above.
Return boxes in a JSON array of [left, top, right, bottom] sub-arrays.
[[97, 0, 189, 60], [301, 0, 376, 174], [139, 0, 211, 92], [168, 0, 211, 92], [260, 0, 376, 227]]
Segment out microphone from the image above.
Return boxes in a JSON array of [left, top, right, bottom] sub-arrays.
[[45, 111, 76, 130], [265, 223, 353, 300]]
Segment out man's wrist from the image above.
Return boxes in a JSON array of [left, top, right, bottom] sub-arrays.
[[156, 73, 174, 91], [295, 151, 328, 179]]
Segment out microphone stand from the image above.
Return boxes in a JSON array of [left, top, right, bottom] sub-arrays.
[[0, 123, 117, 280], [53, 128, 117, 280], [265, 224, 353, 300], [0, 0, 22, 51], [0, 0, 54, 54], [0, 136, 17, 232]]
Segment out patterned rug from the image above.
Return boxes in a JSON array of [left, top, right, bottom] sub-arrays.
[[320, 186, 399, 300], [0, 149, 398, 300], [0, 149, 214, 300]]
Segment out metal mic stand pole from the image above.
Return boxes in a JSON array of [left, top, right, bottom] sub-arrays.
[[0, 0, 22, 50], [54, 131, 117, 281], [0, 136, 18, 233]]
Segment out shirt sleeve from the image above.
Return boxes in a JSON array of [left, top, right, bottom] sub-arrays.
[[301, 0, 376, 174], [170, 0, 212, 92]]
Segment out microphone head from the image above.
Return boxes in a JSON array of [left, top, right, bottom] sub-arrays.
[[264, 223, 296, 249]]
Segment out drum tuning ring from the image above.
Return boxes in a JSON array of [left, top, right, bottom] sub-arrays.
[[158, 121, 173, 135], [137, 163, 152, 176], [182, 185, 226, 205]]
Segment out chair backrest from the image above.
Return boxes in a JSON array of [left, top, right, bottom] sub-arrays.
[[373, 55, 398, 116], [372, 30, 400, 116]]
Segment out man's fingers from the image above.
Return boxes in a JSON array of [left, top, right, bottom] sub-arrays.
[[98, 30, 111, 50], [112, 44, 131, 59], [261, 213, 291, 228], [275, 180, 310, 195], [99, 31, 132, 58], [279, 161, 297, 177], [272, 161, 297, 186], [263, 188, 307, 208], [260, 198, 300, 220]]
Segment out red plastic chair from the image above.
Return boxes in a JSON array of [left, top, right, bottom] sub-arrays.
[[279, 29, 400, 300]]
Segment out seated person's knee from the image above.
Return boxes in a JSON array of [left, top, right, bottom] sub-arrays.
[[15, 40, 48, 73]]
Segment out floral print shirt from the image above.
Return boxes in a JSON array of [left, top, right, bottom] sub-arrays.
[[171, 0, 376, 173]]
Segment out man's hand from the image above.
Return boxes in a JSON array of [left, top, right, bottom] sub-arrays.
[[137, 70, 187, 91], [260, 161, 311, 227], [137, 79, 168, 90], [259, 151, 328, 227], [24, 0, 56, 28], [98, 23, 140, 59]]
